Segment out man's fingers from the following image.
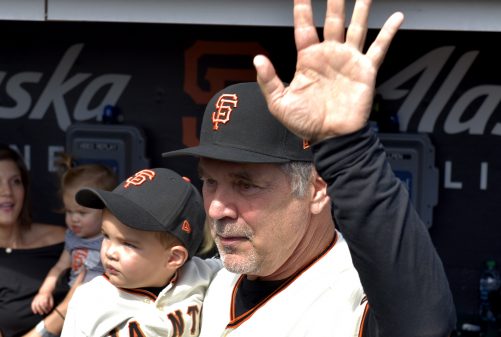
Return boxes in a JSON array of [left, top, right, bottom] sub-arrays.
[[345, 0, 371, 50], [294, 0, 320, 51], [323, 0, 345, 42], [254, 55, 283, 97], [254, 55, 273, 81], [366, 11, 404, 68], [254, 55, 285, 118]]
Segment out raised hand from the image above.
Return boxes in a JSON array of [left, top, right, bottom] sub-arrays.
[[254, 0, 404, 143]]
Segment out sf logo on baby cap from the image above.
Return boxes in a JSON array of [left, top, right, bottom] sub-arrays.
[[123, 169, 156, 188]]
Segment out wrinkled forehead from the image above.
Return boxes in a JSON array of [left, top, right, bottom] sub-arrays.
[[198, 157, 285, 181]]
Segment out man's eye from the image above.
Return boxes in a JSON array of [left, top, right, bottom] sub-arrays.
[[202, 178, 217, 188], [239, 182, 252, 189], [204, 178, 216, 185], [237, 181, 258, 192]]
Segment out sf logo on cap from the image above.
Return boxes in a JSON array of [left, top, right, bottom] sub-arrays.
[[124, 169, 156, 188], [212, 93, 238, 130]]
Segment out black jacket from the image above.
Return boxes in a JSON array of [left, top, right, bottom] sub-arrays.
[[313, 126, 456, 337]]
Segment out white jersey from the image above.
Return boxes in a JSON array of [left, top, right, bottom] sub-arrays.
[[62, 257, 222, 337], [199, 232, 367, 337]]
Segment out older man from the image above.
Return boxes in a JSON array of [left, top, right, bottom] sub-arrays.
[[164, 0, 456, 336]]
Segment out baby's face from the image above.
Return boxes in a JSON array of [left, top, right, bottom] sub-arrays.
[[63, 189, 102, 239], [100, 209, 176, 289]]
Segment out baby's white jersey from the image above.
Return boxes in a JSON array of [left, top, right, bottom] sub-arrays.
[[62, 257, 222, 337], [199, 232, 367, 337]]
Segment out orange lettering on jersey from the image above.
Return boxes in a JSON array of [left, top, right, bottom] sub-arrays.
[[187, 305, 200, 334], [212, 94, 238, 130], [124, 169, 156, 188], [128, 321, 146, 337], [167, 310, 185, 337], [181, 220, 192, 234]]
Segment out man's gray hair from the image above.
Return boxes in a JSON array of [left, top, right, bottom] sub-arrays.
[[280, 161, 314, 198]]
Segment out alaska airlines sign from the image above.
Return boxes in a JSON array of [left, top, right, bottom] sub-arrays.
[[378, 46, 500, 135], [0, 43, 130, 131], [0, 43, 498, 138]]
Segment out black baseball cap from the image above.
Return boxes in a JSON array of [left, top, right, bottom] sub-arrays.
[[75, 168, 205, 257], [162, 82, 313, 163]]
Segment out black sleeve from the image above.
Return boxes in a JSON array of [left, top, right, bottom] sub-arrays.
[[312, 126, 456, 337]]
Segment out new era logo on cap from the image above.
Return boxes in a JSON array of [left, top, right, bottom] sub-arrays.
[[181, 220, 192, 234], [75, 168, 205, 257], [162, 82, 313, 163]]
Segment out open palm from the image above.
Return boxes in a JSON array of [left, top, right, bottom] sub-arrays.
[[254, 0, 404, 143]]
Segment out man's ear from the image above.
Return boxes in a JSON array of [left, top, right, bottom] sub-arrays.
[[310, 174, 330, 215], [166, 245, 189, 269]]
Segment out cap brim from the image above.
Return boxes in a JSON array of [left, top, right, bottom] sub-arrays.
[[162, 144, 292, 164], [76, 188, 107, 210], [76, 188, 164, 232]]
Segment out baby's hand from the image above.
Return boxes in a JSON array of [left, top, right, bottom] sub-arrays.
[[31, 292, 54, 315]]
